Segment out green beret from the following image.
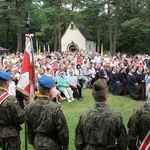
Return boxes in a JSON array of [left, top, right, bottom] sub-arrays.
[[93, 79, 108, 91]]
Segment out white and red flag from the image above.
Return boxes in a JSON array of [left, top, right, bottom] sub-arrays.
[[137, 130, 150, 150], [17, 34, 35, 101]]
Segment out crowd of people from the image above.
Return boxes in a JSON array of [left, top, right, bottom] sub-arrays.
[[0, 70, 149, 150], [0, 51, 150, 104]]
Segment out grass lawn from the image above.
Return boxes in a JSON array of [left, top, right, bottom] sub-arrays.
[[19, 88, 142, 150]]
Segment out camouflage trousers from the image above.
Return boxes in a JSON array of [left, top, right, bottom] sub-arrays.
[[0, 136, 20, 150]]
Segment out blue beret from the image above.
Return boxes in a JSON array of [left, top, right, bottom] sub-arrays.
[[0, 71, 12, 81], [38, 75, 54, 88]]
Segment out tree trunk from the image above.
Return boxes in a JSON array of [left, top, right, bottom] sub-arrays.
[[58, 26, 61, 52], [54, 30, 57, 51], [57, 0, 61, 52], [97, 26, 100, 53], [17, 28, 22, 53], [108, 0, 113, 55], [96, 9, 100, 53], [6, 28, 9, 49], [16, 0, 22, 53], [113, 0, 119, 55]]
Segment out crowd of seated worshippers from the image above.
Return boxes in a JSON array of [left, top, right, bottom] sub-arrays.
[[33, 54, 149, 102], [29, 55, 150, 102], [96, 63, 146, 100], [52, 58, 148, 101]]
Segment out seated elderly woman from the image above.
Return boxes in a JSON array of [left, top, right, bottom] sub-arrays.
[[56, 71, 74, 103]]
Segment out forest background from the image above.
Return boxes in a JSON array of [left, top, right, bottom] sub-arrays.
[[0, 0, 150, 55]]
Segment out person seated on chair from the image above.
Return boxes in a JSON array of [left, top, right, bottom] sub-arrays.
[[57, 71, 74, 103], [126, 68, 141, 100], [66, 69, 83, 101], [86, 65, 96, 86], [74, 64, 91, 88], [109, 67, 124, 95], [134, 66, 145, 85], [49, 84, 66, 104], [82, 66, 92, 88], [98, 65, 110, 85]]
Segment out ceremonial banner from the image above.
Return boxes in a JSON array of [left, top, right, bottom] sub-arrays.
[[17, 34, 35, 101]]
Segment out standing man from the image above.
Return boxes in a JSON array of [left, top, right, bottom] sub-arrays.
[[25, 75, 69, 150], [128, 100, 150, 150], [75, 79, 127, 150], [0, 71, 25, 150]]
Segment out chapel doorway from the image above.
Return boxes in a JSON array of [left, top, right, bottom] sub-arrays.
[[69, 45, 78, 52]]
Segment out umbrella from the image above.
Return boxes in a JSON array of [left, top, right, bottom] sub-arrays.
[[0, 46, 9, 52]]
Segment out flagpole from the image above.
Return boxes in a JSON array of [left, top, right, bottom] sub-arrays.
[[36, 39, 38, 53], [17, 13, 35, 150], [24, 15, 30, 150]]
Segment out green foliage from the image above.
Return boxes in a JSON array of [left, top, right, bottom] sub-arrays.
[[117, 0, 150, 54], [121, 18, 140, 28], [20, 89, 141, 150], [0, 0, 150, 54]]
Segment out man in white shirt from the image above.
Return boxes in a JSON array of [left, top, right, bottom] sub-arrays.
[[67, 69, 83, 100]]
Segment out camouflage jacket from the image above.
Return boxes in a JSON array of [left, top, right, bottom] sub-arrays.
[[75, 102, 127, 150], [25, 96, 69, 150], [0, 88, 25, 138], [128, 101, 150, 150]]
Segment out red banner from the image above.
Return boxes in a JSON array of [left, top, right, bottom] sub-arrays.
[[17, 34, 35, 101]]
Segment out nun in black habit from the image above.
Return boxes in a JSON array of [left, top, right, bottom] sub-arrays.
[[126, 68, 141, 100], [109, 67, 124, 95]]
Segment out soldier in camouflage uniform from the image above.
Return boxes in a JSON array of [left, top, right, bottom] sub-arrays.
[[25, 75, 69, 150], [0, 71, 25, 150], [128, 100, 150, 150], [75, 79, 127, 150]]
